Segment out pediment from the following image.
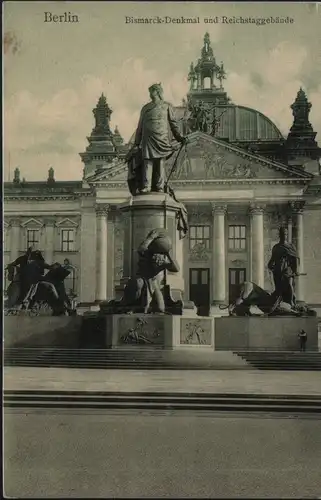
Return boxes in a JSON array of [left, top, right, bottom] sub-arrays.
[[21, 218, 44, 227], [56, 218, 79, 228], [165, 132, 313, 182], [86, 159, 127, 184], [86, 132, 313, 187]]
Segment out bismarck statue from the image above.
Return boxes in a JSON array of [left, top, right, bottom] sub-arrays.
[[99, 84, 193, 318], [226, 227, 316, 317], [126, 83, 188, 196], [101, 228, 181, 315]]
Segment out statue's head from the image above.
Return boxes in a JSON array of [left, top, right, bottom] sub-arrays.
[[149, 83, 163, 101], [279, 226, 288, 242]]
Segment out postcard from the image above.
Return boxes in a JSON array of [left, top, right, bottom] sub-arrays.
[[3, 1, 321, 498]]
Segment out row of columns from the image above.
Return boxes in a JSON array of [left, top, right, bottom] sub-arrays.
[[211, 202, 305, 305], [94, 201, 306, 304]]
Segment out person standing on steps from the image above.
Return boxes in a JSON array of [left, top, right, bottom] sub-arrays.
[[298, 329, 307, 352]]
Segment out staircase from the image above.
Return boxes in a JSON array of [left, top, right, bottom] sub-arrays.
[[3, 390, 321, 414], [235, 350, 321, 370], [3, 347, 249, 370], [4, 347, 321, 371]]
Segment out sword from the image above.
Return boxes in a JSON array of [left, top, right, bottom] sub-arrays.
[[164, 141, 186, 191]]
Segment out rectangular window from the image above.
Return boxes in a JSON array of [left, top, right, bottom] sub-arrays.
[[27, 229, 39, 248], [61, 229, 75, 252], [189, 225, 210, 250], [228, 225, 246, 250], [229, 268, 247, 304]]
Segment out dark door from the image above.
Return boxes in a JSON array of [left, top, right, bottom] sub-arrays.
[[229, 268, 246, 304], [189, 268, 210, 316]]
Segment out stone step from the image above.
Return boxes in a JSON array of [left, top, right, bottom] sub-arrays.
[[5, 348, 321, 371], [3, 348, 250, 370], [4, 391, 321, 414], [235, 350, 321, 370]]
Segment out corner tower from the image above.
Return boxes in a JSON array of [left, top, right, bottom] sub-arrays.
[[80, 94, 126, 178], [285, 87, 320, 166]]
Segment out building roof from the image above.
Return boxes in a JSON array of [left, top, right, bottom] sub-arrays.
[[175, 104, 284, 143]]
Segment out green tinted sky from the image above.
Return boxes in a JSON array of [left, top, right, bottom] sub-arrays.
[[4, 1, 321, 180]]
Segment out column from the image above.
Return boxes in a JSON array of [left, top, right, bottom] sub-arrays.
[[44, 217, 55, 264], [95, 204, 109, 302], [250, 204, 265, 287], [80, 203, 97, 304], [287, 215, 293, 243], [211, 204, 227, 305], [293, 202, 305, 302], [10, 218, 20, 262]]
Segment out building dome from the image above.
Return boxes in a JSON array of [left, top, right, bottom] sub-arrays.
[[175, 103, 284, 143]]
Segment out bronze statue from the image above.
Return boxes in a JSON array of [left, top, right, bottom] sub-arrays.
[[104, 229, 180, 314], [267, 227, 299, 307], [126, 83, 187, 195], [224, 281, 316, 317], [5, 250, 75, 316], [222, 226, 315, 317]]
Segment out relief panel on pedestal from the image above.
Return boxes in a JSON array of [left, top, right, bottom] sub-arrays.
[[116, 316, 165, 346], [180, 318, 212, 345]]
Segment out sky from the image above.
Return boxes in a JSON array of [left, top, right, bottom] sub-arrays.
[[3, 1, 321, 181]]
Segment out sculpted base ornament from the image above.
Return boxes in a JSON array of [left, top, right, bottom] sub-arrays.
[[101, 228, 183, 315]]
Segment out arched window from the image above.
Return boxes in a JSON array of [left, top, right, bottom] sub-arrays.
[[203, 77, 211, 90]]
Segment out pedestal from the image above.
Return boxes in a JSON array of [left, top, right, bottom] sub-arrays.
[[104, 314, 214, 349], [117, 193, 194, 313], [214, 316, 318, 351]]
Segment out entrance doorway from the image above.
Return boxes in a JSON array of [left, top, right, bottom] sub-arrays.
[[229, 268, 246, 304], [189, 268, 210, 316]]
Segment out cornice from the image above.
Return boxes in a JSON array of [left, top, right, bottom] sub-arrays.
[[4, 195, 80, 201], [4, 189, 94, 202], [92, 178, 309, 190]]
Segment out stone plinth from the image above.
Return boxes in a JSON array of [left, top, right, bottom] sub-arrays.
[[119, 193, 185, 297], [4, 316, 82, 348], [215, 316, 318, 351], [103, 314, 215, 349]]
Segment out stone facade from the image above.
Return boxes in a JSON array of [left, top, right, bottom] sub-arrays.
[[4, 35, 321, 314], [4, 135, 321, 313]]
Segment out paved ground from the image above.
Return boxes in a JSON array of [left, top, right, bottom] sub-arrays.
[[4, 411, 321, 498], [4, 367, 321, 395]]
